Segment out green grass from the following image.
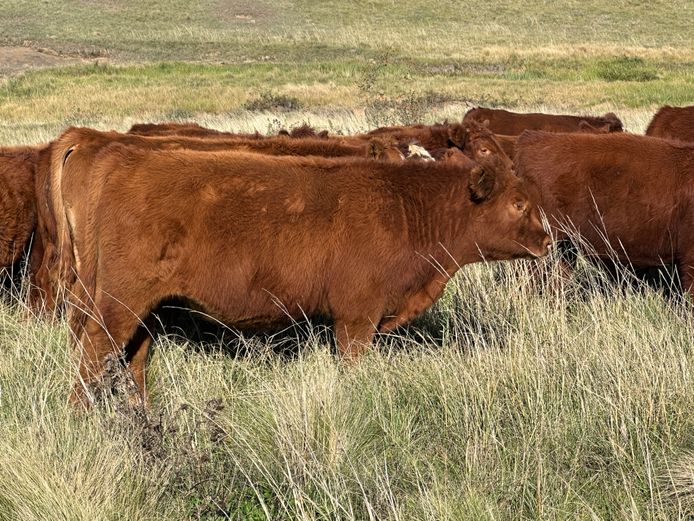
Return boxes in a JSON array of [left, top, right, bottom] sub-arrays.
[[0, 56, 692, 143], [3, 0, 694, 62], [0, 1, 692, 141]]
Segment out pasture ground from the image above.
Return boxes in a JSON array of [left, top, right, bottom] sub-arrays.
[[0, 1, 693, 519]]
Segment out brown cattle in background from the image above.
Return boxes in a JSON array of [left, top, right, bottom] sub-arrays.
[[645, 105, 694, 142], [0, 145, 57, 310], [0, 146, 39, 270], [360, 120, 514, 171], [65, 147, 549, 405], [128, 122, 264, 139], [515, 130, 694, 293], [129, 121, 329, 140], [485, 125, 613, 160], [361, 123, 452, 151], [127, 122, 209, 135], [278, 123, 330, 139], [464, 107, 623, 134]]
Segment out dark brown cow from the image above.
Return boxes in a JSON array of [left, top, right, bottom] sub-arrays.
[[278, 123, 330, 139], [645, 105, 694, 142], [0, 147, 38, 269], [464, 107, 624, 135], [64, 146, 549, 405], [128, 122, 264, 139], [515, 130, 694, 293], [0, 145, 58, 311]]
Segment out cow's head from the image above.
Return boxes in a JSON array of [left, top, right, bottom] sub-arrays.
[[602, 112, 624, 132], [448, 120, 515, 173], [578, 120, 611, 134], [405, 143, 435, 161], [466, 154, 550, 260], [441, 147, 477, 167], [367, 138, 405, 161]]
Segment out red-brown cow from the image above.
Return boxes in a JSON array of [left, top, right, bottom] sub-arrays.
[[64, 146, 549, 406], [464, 107, 623, 135], [515, 130, 694, 293], [645, 105, 694, 142], [46, 128, 405, 313]]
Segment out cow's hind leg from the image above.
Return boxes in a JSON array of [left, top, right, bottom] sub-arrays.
[[70, 296, 150, 408]]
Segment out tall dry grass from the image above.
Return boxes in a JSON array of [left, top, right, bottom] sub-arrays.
[[1, 236, 693, 519]]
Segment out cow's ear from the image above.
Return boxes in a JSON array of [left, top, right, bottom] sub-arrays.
[[448, 125, 467, 148], [367, 138, 385, 159], [468, 166, 496, 202], [579, 120, 610, 134]]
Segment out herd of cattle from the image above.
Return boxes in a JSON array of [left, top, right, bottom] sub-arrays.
[[1, 103, 693, 406]]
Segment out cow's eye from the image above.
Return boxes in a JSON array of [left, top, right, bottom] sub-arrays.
[[479, 147, 490, 156], [514, 200, 527, 213]]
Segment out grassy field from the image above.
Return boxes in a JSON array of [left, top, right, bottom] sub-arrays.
[[1, 1, 694, 519], [4, 1, 694, 62], [0, 1, 693, 143]]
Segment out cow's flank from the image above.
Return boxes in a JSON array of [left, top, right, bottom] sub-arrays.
[[0, 147, 39, 269]]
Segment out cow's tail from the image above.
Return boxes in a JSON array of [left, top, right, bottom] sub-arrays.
[[48, 132, 80, 308]]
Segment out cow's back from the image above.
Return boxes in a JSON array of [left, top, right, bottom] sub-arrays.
[[465, 108, 623, 135], [646, 105, 694, 142]]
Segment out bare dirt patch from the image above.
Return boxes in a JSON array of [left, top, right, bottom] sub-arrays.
[[0, 47, 84, 76], [214, 0, 278, 25]]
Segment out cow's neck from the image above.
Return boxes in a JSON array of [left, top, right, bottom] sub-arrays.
[[400, 171, 479, 279]]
